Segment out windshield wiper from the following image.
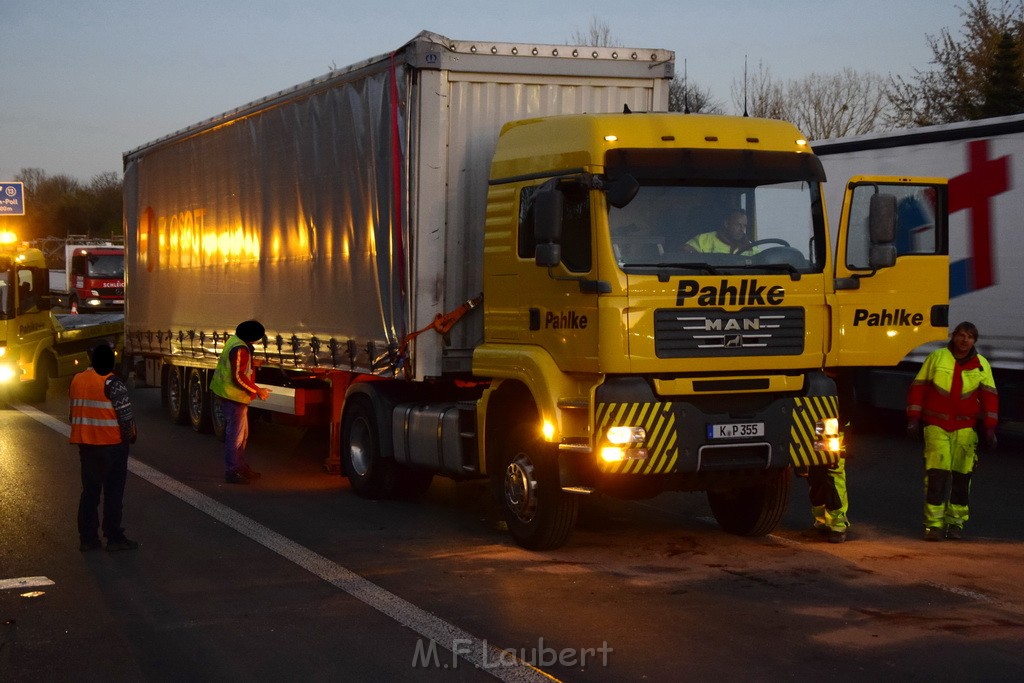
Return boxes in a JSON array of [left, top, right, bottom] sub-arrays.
[[628, 261, 722, 275], [732, 262, 803, 280]]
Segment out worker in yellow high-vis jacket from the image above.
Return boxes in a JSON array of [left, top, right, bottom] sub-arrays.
[[907, 321, 999, 541]]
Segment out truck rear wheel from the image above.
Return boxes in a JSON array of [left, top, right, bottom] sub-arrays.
[[210, 395, 227, 441], [187, 368, 212, 433], [491, 424, 578, 550], [163, 366, 189, 425], [341, 395, 398, 498], [707, 467, 791, 536]]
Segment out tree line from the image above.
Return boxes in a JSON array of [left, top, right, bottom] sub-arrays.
[[0, 168, 122, 248], [579, 0, 1024, 138], [4, 1, 1021, 248]]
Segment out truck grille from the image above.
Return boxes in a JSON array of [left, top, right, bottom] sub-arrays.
[[654, 307, 805, 358]]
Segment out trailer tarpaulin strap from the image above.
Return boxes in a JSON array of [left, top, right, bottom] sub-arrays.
[[389, 52, 406, 298], [397, 295, 483, 378]]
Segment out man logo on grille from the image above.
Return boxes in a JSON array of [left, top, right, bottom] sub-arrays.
[[724, 335, 743, 348]]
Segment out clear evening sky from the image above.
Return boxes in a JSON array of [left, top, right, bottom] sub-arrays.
[[1, 0, 965, 182]]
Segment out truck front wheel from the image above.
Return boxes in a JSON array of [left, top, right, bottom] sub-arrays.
[[491, 425, 578, 550], [22, 353, 54, 404], [341, 395, 397, 498], [706, 467, 791, 536]]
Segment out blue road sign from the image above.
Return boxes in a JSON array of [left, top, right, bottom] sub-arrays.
[[0, 182, 25, 215]]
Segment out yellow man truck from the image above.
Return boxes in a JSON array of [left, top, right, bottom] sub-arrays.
[[123, 31, 949, 549], [0, 231, 124, 403]]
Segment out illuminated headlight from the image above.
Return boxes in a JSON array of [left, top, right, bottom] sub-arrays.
[[602, 426, 648, 462], [0, 345, 7, 358], [0, 364, 17, 384], [607, 426, 645, 445], [86, 298, 102, 306], [813, 418, 843, 453]]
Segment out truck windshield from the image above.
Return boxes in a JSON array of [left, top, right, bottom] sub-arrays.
[[605, 149, 827, 275], [85, 254, 124, 278]]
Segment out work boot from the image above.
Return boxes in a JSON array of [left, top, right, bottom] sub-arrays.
[[225, 470, 251, 485], [106, 535, 139, 552], [945, 525, 963, 540], [240, 465, 262, 481], [79, 538, 102, 552], [923, 527, 944, 542], [827, 528, 848, 544]]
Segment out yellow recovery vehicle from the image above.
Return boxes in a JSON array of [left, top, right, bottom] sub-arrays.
[[123, 32, 949, 548], [0, 231, 124, 403]]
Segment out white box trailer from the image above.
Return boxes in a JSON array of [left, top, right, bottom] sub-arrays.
[[814, 114, 1024, 425], [123, 30, 671, 382]]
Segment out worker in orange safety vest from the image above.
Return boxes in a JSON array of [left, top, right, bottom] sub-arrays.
[[69, 343, 138, 552], [906, 321, 999, 542]]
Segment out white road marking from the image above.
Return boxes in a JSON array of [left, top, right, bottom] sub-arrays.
[[16, 404, 557, 683], [0, 576, 55, 591]]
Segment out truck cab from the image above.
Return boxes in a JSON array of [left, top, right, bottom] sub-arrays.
[[0, 231, 55, 399], [475, 113, 949, 548], [65, 242, 125, 311]]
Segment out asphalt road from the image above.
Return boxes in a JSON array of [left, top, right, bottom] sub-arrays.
[[2, 377, 1023, 682]]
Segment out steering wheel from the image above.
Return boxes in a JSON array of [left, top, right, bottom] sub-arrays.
[[743, 238, 791, 251]]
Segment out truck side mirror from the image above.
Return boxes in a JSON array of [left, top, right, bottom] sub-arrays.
[[534, 185, 564, 244], [535, 243, 561, 268], [606, 173, 639, 209], [868, 193, 897, 244], [868, 244, 896, 270]]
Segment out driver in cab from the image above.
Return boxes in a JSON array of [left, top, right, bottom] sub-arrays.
[[683, 209, 759, 255]]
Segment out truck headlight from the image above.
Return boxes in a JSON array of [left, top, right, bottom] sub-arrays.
[[601, 426, 648, 462], [813, 418, 843, 453], [0, 364, 17, 384]]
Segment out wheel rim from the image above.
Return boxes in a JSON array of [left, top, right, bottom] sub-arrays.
[[504, 454, 538, 524], [188, 372, 204, 420], [168, 371, 182, 414], [348, 416, 373, 477], [211, 400, 225, 433]]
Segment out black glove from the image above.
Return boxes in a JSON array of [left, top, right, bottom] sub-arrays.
[[984, 428, 998, 451], [906, 418, 921, 439]]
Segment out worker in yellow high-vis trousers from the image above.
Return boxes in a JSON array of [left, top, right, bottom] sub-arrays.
[[907, 321, 999, 541]]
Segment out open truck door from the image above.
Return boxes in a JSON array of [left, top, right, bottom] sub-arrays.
[[827, 176, 949, 368]]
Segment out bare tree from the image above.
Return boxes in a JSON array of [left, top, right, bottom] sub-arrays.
[[570, 17, 620, 47], [730, 62, 890, 139], [668, 77, 725, 114], [786, 69, 890, 140], [731, 61, 786, 119], [888, 0, 1024, 126]]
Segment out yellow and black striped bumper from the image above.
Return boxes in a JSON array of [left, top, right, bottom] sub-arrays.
[[594, 394, 840, 475]]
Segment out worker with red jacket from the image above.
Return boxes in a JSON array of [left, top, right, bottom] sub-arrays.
[[906, 321, 998, 541]]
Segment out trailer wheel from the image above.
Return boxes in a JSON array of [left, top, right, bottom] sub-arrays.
[[163, 366, 189, 425], [210, 395, 227, 442], [491, 424, 578, 550], [706, 467, 791, 536], [187, 368, 212, 433], [341, 395, 398, 498]]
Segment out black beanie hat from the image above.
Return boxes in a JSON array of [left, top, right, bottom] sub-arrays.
[[91, 344, 116, 374], [235, 320, 265, 343]]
